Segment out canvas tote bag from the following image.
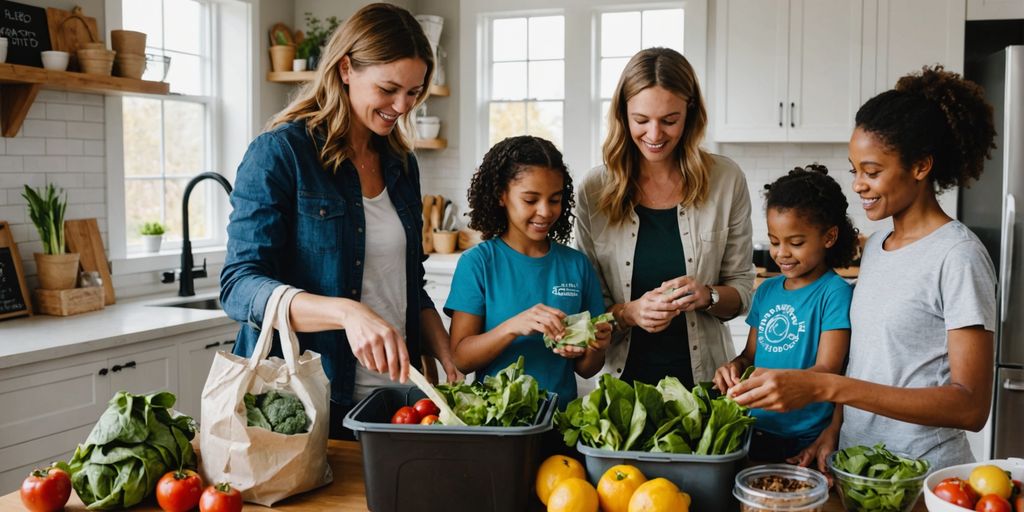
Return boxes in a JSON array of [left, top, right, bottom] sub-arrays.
[[199, 285, 332, 505]]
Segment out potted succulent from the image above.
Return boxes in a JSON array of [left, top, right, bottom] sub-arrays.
[[299, 12, 340, 70], [269, 30, 296, 72], [140, 221, 166, 253], [22, 183, 79, 290]]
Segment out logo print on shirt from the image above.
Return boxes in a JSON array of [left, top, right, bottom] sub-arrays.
[[758, 304, 805, 353], [551, 282, 580, 297]]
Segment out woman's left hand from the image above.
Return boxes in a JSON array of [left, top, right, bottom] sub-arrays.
[[727, 369, 824, 412], [659, 276, 710, 312]]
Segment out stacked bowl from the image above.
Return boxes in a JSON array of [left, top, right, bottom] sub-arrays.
[[77, 42, 115, 76], [111, 30, 146, 79]]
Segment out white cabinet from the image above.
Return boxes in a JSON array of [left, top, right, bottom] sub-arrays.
[[714, 0, 863, 142], [861, 0, 966, 100], [967, 0, 1024, 20]]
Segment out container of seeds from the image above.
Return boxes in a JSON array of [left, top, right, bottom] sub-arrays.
[[733, 464, 829, 512]]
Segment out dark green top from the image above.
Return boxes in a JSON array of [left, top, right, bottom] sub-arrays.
[[620, 205, 694, 388]]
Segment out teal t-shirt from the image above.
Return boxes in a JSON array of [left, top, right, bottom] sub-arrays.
[[444, 238, 606, 404], [745, 270, 853, 440]]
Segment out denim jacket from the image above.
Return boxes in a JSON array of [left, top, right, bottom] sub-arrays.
[[220, 120, 431, 407]]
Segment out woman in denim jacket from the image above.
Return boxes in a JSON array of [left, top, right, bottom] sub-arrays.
[[221, 3, 458, 437], [575, 48, 755, 391]]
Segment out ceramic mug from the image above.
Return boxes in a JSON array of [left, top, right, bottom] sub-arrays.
[[41, 50, 70, 71]]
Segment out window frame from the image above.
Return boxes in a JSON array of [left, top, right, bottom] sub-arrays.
[[461, 0, 707, 183]]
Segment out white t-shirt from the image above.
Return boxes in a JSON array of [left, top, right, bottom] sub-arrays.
[[840, 221, 996, 469], [353, 188, 408, 400]]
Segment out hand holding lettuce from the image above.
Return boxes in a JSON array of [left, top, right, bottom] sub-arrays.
[[543, 311, 616, 350], [554, 374, 755, 456]]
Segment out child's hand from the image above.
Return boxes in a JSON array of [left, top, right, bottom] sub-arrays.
[[503, 304, 566, 340], [713, 361, 746, 393], [553, 345, 586, 359]]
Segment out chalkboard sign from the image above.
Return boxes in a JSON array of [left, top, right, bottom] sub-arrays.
[[0, 221, 31, 320], [0, 0, 52, 67]]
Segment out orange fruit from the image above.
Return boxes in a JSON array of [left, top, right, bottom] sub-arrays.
[[536, 455, 586, 505], [597, 465, 648, 512], [627, 478, 691, 512], [547, 477, 599, 512]]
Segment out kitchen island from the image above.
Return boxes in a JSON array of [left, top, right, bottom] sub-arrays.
[[0, 440, 927, 511]]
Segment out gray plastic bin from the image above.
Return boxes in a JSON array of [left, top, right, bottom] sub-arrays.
[[576, 430, 751, 512], [343, 386, 557, 512]]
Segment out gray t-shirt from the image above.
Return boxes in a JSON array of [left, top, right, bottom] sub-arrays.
[[840, 221, 996, 469]]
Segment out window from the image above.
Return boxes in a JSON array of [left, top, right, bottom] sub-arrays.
[[487, 16, 565, 148], [120, 0, 215, 251]]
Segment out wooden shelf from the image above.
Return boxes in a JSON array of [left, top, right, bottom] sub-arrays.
[[0, 63, 170, 137], [266, 70, 450, 97], [414, 138, 447, 150]]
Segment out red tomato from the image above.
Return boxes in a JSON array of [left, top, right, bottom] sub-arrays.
[[156, 469, 204, 512], [934, 477, 980, 508], [199, 483, 243, 512], [976, 494, 1012, 512], [420, 414, 439, 425], [413, 398, 440, 418], [1013, 494, 1024, 512], [19, 466, 71, 512], [391, 405, 421, 424]]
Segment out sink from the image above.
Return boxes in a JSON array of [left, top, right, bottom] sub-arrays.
[[155, 297, 222, 310]]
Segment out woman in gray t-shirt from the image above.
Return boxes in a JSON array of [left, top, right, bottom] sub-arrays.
[[728, 66, 998, 472]]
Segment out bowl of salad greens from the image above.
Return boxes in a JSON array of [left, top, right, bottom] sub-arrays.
[[828, 444, 931, 512]]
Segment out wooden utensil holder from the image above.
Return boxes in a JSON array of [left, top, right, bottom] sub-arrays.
[[35, 287, 104, 316]]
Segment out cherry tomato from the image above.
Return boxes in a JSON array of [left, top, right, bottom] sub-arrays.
[[971, 465, 1013, 499], [413, 398, 440, 418], [976, 494, 1012, 512], [420, 414, 439, 425], [934, 477, 979, 509], [19, 466, 71, 512], [156, 469, 204, 512], [199, 483, 243, 512], [391, 405, 421, 424]]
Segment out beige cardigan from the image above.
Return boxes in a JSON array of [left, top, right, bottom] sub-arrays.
[[574, 154, 755, 390]]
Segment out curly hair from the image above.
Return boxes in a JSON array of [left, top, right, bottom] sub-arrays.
[[854, 65, 996, 191], [467, 136, 575, 244], [764, 164, 860, 269]]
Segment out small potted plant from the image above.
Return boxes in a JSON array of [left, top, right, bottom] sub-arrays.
[[140, 221, 165, 253], [300, 12, 340, 70], [22, 183, 78, 290], [269, 30, 295, 72]]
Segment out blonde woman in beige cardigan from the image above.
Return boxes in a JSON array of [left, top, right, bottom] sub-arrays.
[[575, 48, 755, 390]]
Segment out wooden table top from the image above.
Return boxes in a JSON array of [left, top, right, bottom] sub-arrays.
[[0, 440, 926, 511]]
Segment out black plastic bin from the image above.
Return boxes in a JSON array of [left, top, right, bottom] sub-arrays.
[[343, 386, 557, 512]]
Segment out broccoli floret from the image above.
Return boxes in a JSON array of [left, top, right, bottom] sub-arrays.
[[258, 390, 309, 435], [244, 392, 272, 430]]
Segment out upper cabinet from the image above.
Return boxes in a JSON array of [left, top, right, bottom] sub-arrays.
[[714, 0, 863, 142]]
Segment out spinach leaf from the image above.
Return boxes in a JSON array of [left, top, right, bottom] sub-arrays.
[[831, 444, 930, 512], [435, 356, 544, 427]]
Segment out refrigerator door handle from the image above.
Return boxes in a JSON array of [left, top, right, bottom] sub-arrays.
[[1004, 378, 1024, 392], [1000, 194, 1016, 319]]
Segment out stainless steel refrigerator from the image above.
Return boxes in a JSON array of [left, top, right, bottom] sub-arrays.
[[960, 45, 1024, 459]]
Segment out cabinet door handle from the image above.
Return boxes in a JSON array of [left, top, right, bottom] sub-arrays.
[[98, 368, 108, 376], [124, 360, 136, 369], [778, 102, 784, 127], [1005, 378, 1024, 392], [111, 364, 122, 372], [222, 340, 235, 347], [204, 341, 220, 349], [790, 102, 796, 128]]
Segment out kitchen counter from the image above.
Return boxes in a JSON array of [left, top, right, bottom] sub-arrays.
[[0, 291, 232, 370], [0, 440, 927, 511]]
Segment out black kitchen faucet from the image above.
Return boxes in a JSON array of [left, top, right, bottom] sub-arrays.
[[164, 172, 233, 296]]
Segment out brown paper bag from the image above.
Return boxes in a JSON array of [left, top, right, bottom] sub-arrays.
[[199, 285, 332, 506]]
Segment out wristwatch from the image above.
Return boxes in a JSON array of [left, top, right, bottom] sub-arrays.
[[704, 285, 720, 311]]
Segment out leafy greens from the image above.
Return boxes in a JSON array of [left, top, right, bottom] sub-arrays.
[[543, 311, 616, 349], [434, 356, 545, 427], [831, 444, 930, 512], [554, 374, 755, 455]]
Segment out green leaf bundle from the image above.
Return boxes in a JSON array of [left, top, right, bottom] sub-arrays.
[[68, 391, 197, 510], [244, 390, 309, 435], [554, 375, 755, 456], [543, 311, 616, 349], [434, 356, 544, 427], [22, 183, 68, 255], [831, 444, 930, 512]]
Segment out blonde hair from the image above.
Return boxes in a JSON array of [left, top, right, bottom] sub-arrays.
[[269, 3, 434, 172], [598, 48, 713, 225]]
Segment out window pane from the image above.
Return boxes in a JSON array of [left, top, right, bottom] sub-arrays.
[[166, 51, 202, 95], [492, 18, 526, 61], [600, 57, 630, 98], [123, 97, 162, 177], [123, 0, 162, 48], [492, 62, 527, 100], [528, 16, 564, 60], [163, 100, 205, 176], [529, 61, 563, 100], [489, 102, 526, 146], [166, 178, 209, 242], [125, 179, 164, 245], [164, 0, 201, 54], [642, 9, 685, 52], [525, 101, 563, 149], [601, 12, 640, 57]]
